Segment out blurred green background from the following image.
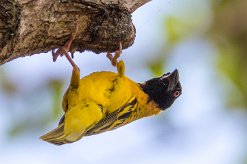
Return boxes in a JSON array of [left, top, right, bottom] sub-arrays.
[[1, 0, 247, 163]]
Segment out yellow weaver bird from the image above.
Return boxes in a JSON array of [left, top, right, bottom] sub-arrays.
[[40, 31, 182, 145]]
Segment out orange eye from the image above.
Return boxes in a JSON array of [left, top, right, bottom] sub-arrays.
[[173, 91, 180, 97]]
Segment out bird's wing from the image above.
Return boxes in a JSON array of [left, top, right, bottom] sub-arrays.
[[41, 100, 104, 145], [85, 97, 137, 136]]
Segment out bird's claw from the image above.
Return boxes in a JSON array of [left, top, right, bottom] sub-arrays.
[[51, 26, 79, 70], [52, 48, 65, 62], [107, 42, 122, 67], [52, 26, 78, 62]]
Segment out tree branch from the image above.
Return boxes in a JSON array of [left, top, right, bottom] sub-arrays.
[[0, 0, 151, 65]]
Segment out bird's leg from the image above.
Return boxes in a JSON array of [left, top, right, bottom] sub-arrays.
[[106, 42, 122, 67], [51, 26, 80, 88], [106, 42, 125, 77]]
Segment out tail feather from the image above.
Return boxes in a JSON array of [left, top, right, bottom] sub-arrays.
[[40, 123, 67, 145], [40, 123, 85, 145]]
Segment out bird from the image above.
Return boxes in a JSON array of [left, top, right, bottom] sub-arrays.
[[40, 30, 182, 145]]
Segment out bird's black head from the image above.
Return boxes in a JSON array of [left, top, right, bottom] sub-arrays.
[[141, 69, 182, 110]]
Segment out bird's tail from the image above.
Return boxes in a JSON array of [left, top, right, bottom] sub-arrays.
[[40, 123, 68, 145], [40, 123, 85, 145]]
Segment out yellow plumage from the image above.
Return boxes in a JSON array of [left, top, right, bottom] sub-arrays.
[[41, 61, 161, 145]]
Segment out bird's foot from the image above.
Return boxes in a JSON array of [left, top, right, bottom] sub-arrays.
[[106, 42, 122, 67], [52, 26, 78, 69]]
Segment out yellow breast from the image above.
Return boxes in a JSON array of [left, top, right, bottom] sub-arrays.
[[76, 71, 138, 113]]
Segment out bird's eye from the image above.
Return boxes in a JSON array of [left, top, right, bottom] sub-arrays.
[[173, 91, 180, 98]]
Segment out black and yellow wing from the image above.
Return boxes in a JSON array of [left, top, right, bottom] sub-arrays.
[[85, 97, 138, 136]]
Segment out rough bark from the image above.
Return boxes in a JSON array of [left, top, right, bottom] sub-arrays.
[[0, 0, 151, 65]]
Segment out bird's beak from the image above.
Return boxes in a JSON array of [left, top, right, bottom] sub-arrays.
[[162, 69, 179, 91]]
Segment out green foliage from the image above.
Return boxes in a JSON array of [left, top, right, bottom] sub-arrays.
[[50, 80, 64, 119], [164, 12, 209, 46], [217, 42, 247, 109], [211, 0, 247, 110], [164, 16, 197, 45], [0, 70, 18, 95], [148, 57, 165, 77], [165, 16, 185, 45], [6, 79, 64, 138]]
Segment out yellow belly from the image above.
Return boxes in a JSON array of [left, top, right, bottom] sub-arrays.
[[77, 71, 137, 113]]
